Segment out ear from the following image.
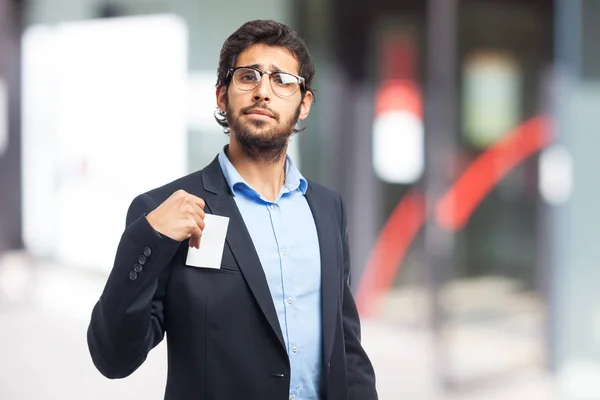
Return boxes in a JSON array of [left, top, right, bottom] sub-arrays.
[[298, 91, 313, 121], [216, 86, 228, 113]]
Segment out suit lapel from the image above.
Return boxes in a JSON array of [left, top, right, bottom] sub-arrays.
[[199, 157, 286, 351], [305, 185, 340, 363], [198, 156, 341, 359]]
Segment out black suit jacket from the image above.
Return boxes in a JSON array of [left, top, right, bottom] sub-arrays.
[[87, 156, 378, 400]]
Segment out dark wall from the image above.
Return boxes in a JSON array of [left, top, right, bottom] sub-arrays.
[[0, 0, 24, 251]]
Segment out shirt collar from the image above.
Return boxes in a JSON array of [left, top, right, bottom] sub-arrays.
[[217, 145, 308, 197]]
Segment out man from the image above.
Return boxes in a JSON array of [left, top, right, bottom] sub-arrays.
[[87, 20, 378, 400]]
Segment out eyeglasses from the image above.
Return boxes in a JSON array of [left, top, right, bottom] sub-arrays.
[[228, 67, 305, 97]]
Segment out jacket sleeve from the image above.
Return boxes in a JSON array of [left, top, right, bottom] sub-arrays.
[[87, 193, 181, 379], [339, 195, 379, 399]]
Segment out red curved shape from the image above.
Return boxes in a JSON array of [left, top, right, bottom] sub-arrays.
[[435, 116, 553, 231], [357, 115, 552, 317], [356, 191, 426, 316]]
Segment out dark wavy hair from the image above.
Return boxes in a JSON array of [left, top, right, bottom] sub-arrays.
[[214, 20, 315, 133]]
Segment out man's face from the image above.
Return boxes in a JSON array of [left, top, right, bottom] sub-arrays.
[[216, 43, 313, 162]]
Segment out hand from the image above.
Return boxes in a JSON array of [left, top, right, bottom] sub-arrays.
[[146, 190, 206, 248]]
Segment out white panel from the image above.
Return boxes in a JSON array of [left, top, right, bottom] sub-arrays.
[[372, 111, 424, 184], [22, 15, 188, 272], [539, 144, 573, 205]]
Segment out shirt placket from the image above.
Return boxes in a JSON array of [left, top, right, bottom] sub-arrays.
[[268, 201, 301, 400]]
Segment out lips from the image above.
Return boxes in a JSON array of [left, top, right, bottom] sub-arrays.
[[245, 108, 275, 118]]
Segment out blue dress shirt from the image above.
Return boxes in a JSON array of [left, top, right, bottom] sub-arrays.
[[218, 147, 322, 400]]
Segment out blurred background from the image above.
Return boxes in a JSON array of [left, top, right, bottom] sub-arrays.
[[0, 0, 599, 398]]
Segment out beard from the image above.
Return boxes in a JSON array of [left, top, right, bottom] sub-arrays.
[[226, 100, 301, 163]]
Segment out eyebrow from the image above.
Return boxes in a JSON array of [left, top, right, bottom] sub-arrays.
[[242, 63, 286, 73]]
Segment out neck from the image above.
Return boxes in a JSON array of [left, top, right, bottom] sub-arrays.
[[226, 140, 287, 202]]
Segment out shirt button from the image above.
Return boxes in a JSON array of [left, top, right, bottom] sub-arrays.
[[281, 248, 288, 256], [269, 204, 276, 210], [287, 297, 293, 305], [290, 395, 296, 400], [291, 345, 298, 353]]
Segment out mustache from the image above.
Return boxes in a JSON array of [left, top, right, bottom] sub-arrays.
[[241, 103, 279, 120]]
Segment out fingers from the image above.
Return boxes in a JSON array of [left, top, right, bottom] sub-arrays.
[[190, 195, 205, 209], [193, 202, 206, 220], [189, 226, 203, 249], [175, 190, 205, 209], [187, 196, 205, 249], [181, 193, 205, 218], [189, 207, 205, 249], [173, 190, 206, 248]]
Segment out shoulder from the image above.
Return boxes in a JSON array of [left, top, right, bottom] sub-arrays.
[[131, 169, 207, 211], [306, 180, 345, 222], [122, 169, 209, 227], [307, 180, 341, 202], [147, 170, 205, 202]]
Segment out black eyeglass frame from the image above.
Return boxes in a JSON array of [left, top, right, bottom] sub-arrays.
[[226, 66, 306, 97]]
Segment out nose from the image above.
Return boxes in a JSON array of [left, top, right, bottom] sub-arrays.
[[252, 73, 272, 102]]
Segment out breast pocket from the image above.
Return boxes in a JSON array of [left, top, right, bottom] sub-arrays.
[[170, 244, 244, 310], [218, 244, 241, 272], [180, 238, 241, 272]]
